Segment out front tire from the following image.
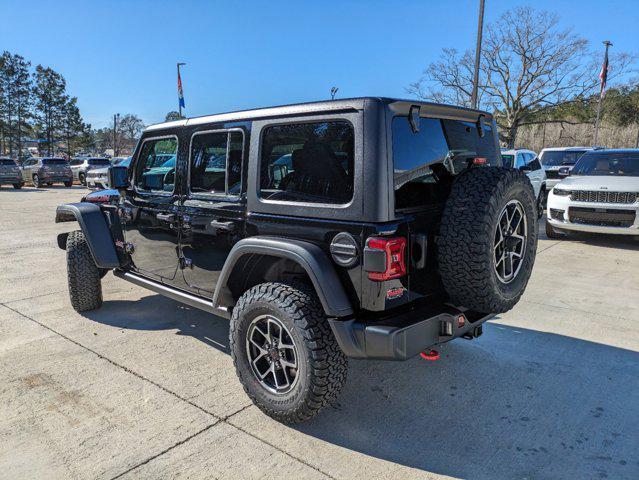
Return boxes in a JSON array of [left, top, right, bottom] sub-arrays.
[[230, 282, 347, 424], [64, 180, 73, 187], [33, 174, 43, 188], [66, 230, 103, 312], [79, 173, 86, 185], [13, 183, 22, 189]]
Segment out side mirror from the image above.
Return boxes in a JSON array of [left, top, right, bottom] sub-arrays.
[[108, 165, 129, 190], [558, 166, 570, 177]]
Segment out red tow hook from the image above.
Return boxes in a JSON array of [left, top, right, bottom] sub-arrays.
[[420, 349, 440, 361]]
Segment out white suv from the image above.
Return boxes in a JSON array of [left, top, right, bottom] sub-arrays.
[[546, 149, 639, 238], [501, 148, 547, 215], [539, 147, 593, 190]]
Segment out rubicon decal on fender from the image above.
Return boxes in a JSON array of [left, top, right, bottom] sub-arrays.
[[386, 287, 406, 300]]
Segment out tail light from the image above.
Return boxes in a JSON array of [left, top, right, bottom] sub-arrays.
[[364, 236, 407, 281]]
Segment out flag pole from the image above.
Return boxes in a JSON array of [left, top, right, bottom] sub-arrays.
[[593, 41, 612, 146]]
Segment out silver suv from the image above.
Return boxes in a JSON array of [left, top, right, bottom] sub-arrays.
[[69, 157, 112, 185], [21, 157, 73, 188], [0, 157, 24, 189]]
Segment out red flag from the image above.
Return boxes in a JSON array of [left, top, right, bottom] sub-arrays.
[[599, 49, 609, 97]]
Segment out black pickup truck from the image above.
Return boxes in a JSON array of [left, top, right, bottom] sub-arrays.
[[56, 98, 537, 423]]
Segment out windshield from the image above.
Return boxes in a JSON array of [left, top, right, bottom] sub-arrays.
[[88, 158, 111, 166], [0, 159, 16, 166], [161, 157, 175, 168], [43, 158, 67, 165], [501, 154, 514, 168], [119, 157, 131, 167], [571, 152, 639, 177], [540, 150, 587, 167]]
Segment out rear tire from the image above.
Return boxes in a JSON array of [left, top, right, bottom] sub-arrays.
[[437, 167, 538, 313], [66, 230, 103, 312], [79, 173, 86, 185], [230, 282, 347, 424], [13, 183, 22, 189], [64, 180, 73, 187]]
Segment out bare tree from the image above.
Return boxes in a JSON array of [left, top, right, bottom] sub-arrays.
[[118, 114, 145, 149], [408, 7, 634, 147]]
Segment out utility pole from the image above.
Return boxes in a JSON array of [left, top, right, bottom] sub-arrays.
[[593, 40, 612, 146], [470, 0, 486, 109], [177, 62, 186, 118], [113, 113, 120, 156]]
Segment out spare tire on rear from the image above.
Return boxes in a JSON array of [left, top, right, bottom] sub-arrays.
[[437, 167, 537, 313]]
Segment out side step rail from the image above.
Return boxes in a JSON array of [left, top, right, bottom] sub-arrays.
[[113, 269, 230, 319]]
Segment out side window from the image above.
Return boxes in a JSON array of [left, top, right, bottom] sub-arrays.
[[189, 130, 243, 195], [259, 121, 354, 204], [134, 137, 178, 192], [514, 153, 526, 168]]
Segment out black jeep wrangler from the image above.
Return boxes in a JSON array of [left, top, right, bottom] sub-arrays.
[[56, 98, 537, 423]]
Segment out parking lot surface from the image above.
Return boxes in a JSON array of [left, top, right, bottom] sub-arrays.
[[1, 186, 638, 480]]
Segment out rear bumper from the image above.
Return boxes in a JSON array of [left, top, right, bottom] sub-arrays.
[[329, 304, 493, 360]]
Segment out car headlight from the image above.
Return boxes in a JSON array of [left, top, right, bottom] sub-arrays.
[[553, 188, 571, 196]]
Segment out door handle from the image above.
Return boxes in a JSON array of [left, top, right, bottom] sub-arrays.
[[210, 219, 235, 232], [156, 213, 176, 222]]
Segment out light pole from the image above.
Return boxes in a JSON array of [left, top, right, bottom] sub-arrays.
[[177, 62, 186, 118], [593, 40, 612, 146], [470, 0, 486, 109], [113, 113, 120, 156]]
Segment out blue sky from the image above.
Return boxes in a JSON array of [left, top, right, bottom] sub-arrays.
[[1, 0, 637, 128]]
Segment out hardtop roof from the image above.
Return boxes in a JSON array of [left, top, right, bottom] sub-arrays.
[[146, 97, 491, 132]]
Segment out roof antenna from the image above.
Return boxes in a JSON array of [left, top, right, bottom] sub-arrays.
[[330, 87, 339, 100]]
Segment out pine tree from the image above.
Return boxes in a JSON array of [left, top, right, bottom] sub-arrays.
[[62, 97, 90, 156], [33, 65, 68, 156], [0, 51, 33, 158]]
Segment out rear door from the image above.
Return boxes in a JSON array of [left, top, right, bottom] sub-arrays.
[[122, 135, 182, 282], [178, 128, 246, 297]]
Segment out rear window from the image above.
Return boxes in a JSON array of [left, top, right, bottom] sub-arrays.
[[501, 154, 514, 168], [43, 158, 67, 165], [259, 121, 354, 204], [0, 159, 16, 165], [392, 116, 499, 209], [88, 158, 111, 166], [540, 150, 587, 167]]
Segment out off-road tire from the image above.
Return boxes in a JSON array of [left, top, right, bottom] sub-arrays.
[[230, 282, 347, 424], [13, 183, 22, 189], [537, 187, 547, 219], [545, 220, 565, 240], [66, 230, 103, 312], [437, 167, 538, 313]]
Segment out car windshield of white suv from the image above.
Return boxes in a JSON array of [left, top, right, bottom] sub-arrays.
[[571, 152, 639, 177], [42, 158, 67, 165], [540, 150, 587, 167]]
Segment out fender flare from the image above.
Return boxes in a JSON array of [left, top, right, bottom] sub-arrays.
[[213, 236, 354, 318], [55, 202, 120, 268]]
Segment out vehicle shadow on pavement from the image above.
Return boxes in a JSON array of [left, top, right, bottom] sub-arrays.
[[539, 218, 638, 250], [297, 322, 639, 479], [82, 293, 231, 353], [81, 294, 639, 479]]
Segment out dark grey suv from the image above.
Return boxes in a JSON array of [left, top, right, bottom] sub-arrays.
[[0, 157, 24, 189], [21, 157, 73, 188]]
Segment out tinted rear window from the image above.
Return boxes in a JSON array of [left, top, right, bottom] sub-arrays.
[[540, 150, 587, 167], [88, 159, 111, 166], [501, 154, 514, 168], [43, 159, 67, 165], [392, 116, 499, 209], [0, 159, 16, 165]]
